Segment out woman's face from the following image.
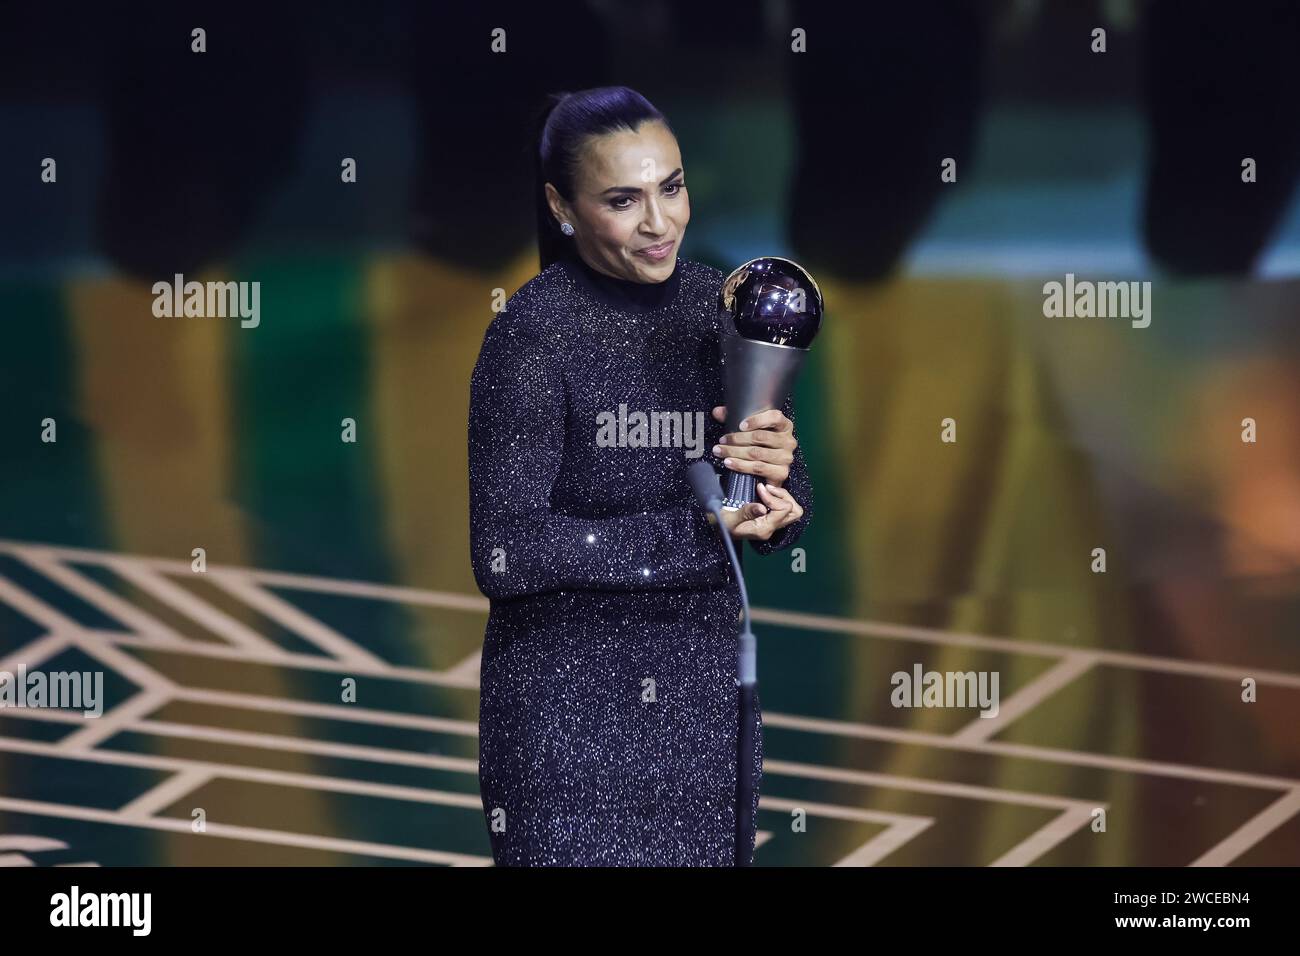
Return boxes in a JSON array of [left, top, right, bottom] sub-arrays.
[[546, 119, 689, 283]]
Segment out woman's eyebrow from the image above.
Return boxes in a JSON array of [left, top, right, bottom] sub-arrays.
[[600, 167, 684, 196]]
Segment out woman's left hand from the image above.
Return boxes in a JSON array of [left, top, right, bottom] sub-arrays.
[[710, 404, 799, 491]]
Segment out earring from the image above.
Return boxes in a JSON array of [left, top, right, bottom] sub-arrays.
[[560, 221, 575, 236]]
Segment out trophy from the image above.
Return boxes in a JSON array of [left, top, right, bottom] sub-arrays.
[[716, 257, 824, 511]]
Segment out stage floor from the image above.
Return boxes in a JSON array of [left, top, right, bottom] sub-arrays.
[[1, 534, 1296, 867]]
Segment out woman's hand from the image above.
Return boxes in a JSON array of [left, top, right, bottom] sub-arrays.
[[708, 481, 804, 541], [704, 402, 806, 541], [710, 405, 797, 488]]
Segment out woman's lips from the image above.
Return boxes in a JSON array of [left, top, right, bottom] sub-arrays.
[[636, 240, 674, 261]]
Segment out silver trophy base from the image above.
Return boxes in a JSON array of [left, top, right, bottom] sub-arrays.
[[720, 331, 808, 511], [722, 471, 757, 511]]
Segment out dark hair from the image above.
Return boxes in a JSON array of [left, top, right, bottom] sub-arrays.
[[533, 86, 672, 270]]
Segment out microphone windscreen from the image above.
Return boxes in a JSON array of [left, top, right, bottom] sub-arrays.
[[687, 460, 723, 510]]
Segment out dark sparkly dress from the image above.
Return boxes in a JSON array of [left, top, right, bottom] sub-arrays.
[[468, 253, 813, 866]]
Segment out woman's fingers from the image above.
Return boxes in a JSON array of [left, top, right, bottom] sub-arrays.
[[710, 405, 799, 494], [717, 442, 793, 466], [737, 408, 792, 433], [756, 482, 793, 522], [726, 483, 804, 541], [723, 498, 774, 538], [713, 406, 794, 435], [716, 437, 794, 485], [720, 428, 792, 449], [719, 454, 789, 484], [725, 487, 790, 541], [758, 482, 803, 525]]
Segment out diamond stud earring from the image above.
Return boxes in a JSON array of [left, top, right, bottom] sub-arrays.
[[560, 221, 575, 236]]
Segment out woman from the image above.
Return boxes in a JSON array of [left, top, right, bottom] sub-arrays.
[[468, 86, 813, 866]]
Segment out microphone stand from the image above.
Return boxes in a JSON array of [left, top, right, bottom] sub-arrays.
[[718, 517, 757, 869], [689, 462, 757, 868]]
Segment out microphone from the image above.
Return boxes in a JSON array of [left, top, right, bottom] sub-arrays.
[[687, 458, 724, 513], [687, 460, 757, 867], [686, 460, 751, 656]]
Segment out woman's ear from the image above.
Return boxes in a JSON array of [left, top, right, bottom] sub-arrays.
[[544, 182, 569, 228]]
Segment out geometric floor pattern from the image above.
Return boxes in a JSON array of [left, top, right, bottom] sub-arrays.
[[1, 539, 1295, 866]]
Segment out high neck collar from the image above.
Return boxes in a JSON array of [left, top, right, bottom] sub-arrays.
[[564, 254, 682, 313]]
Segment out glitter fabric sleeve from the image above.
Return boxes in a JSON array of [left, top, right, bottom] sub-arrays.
[[747, 389, 814, 556], [468, 308, 730, 601]]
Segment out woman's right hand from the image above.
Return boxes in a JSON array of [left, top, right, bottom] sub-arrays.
[[706, 482, 796, 541]]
